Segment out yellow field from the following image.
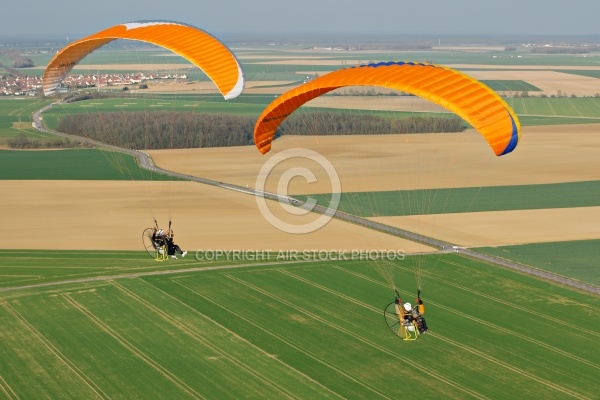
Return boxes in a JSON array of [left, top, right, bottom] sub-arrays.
[[4, 122, 599, 252]]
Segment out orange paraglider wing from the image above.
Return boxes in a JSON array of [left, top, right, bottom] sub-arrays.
[[43, 21, 244, 100], [254, 61, 520, 156]]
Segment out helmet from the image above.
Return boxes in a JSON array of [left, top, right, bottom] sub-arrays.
[[403, 303, 412, 312]]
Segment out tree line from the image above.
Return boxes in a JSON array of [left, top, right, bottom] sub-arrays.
[[54, 111, 465, 150], [279, 112, 464, 137], [530, 46, 592, 54], [56, 111, 255, 149], [8, 133, 91, 149]]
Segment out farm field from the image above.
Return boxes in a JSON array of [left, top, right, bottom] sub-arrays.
[[0, 98, 55, 145], [2, 122, 600, 253], [0, 148, 173, 180], [2, 40, 600, 399], [1, 251, 599, 399], [477, 239, 600, 286]]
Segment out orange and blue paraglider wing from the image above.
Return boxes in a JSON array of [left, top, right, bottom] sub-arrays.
[[254, 61, 520, 156]]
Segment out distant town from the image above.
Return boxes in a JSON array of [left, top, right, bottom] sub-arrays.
[[0, 72, 188, 96]]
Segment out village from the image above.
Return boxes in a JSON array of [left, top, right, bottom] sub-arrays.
[[0, 71, 188, 96]]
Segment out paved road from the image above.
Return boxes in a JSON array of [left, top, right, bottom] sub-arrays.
[[30, 105, 600, 296]]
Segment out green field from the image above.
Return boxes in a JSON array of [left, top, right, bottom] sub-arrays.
[[0, 250, 598, 399], [0, 98, 56, 144], [477, 239, 600, 286], [301, 180, 600, 216], [508, 97, 600, 117], [0, 148, 173, 180], [481, 80, 540, 92]]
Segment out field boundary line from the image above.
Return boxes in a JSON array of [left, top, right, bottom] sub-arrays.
[[434, 302, 600, 369], [61, 293, 205, 400], [226, 274, 489, 400], [567, 98, 585, 117], [0, 374, 19, 400], [162, 279, 346, 400], [431, 260, 600, 337], [430, 333, 589, 399], [111, 280, 305, 400], [278, 269, 382, 314], [544, 97, 559, 116], [1, 302, 109, 400]]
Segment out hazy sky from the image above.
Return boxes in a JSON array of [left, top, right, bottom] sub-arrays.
[[2, 0, 599, 38]]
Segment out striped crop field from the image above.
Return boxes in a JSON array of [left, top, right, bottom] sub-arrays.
[[0, 250, 598, 399]]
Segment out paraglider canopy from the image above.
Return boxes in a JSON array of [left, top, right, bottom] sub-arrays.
[[43, 20, 245, 100], [254, 61, 521, 157]]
